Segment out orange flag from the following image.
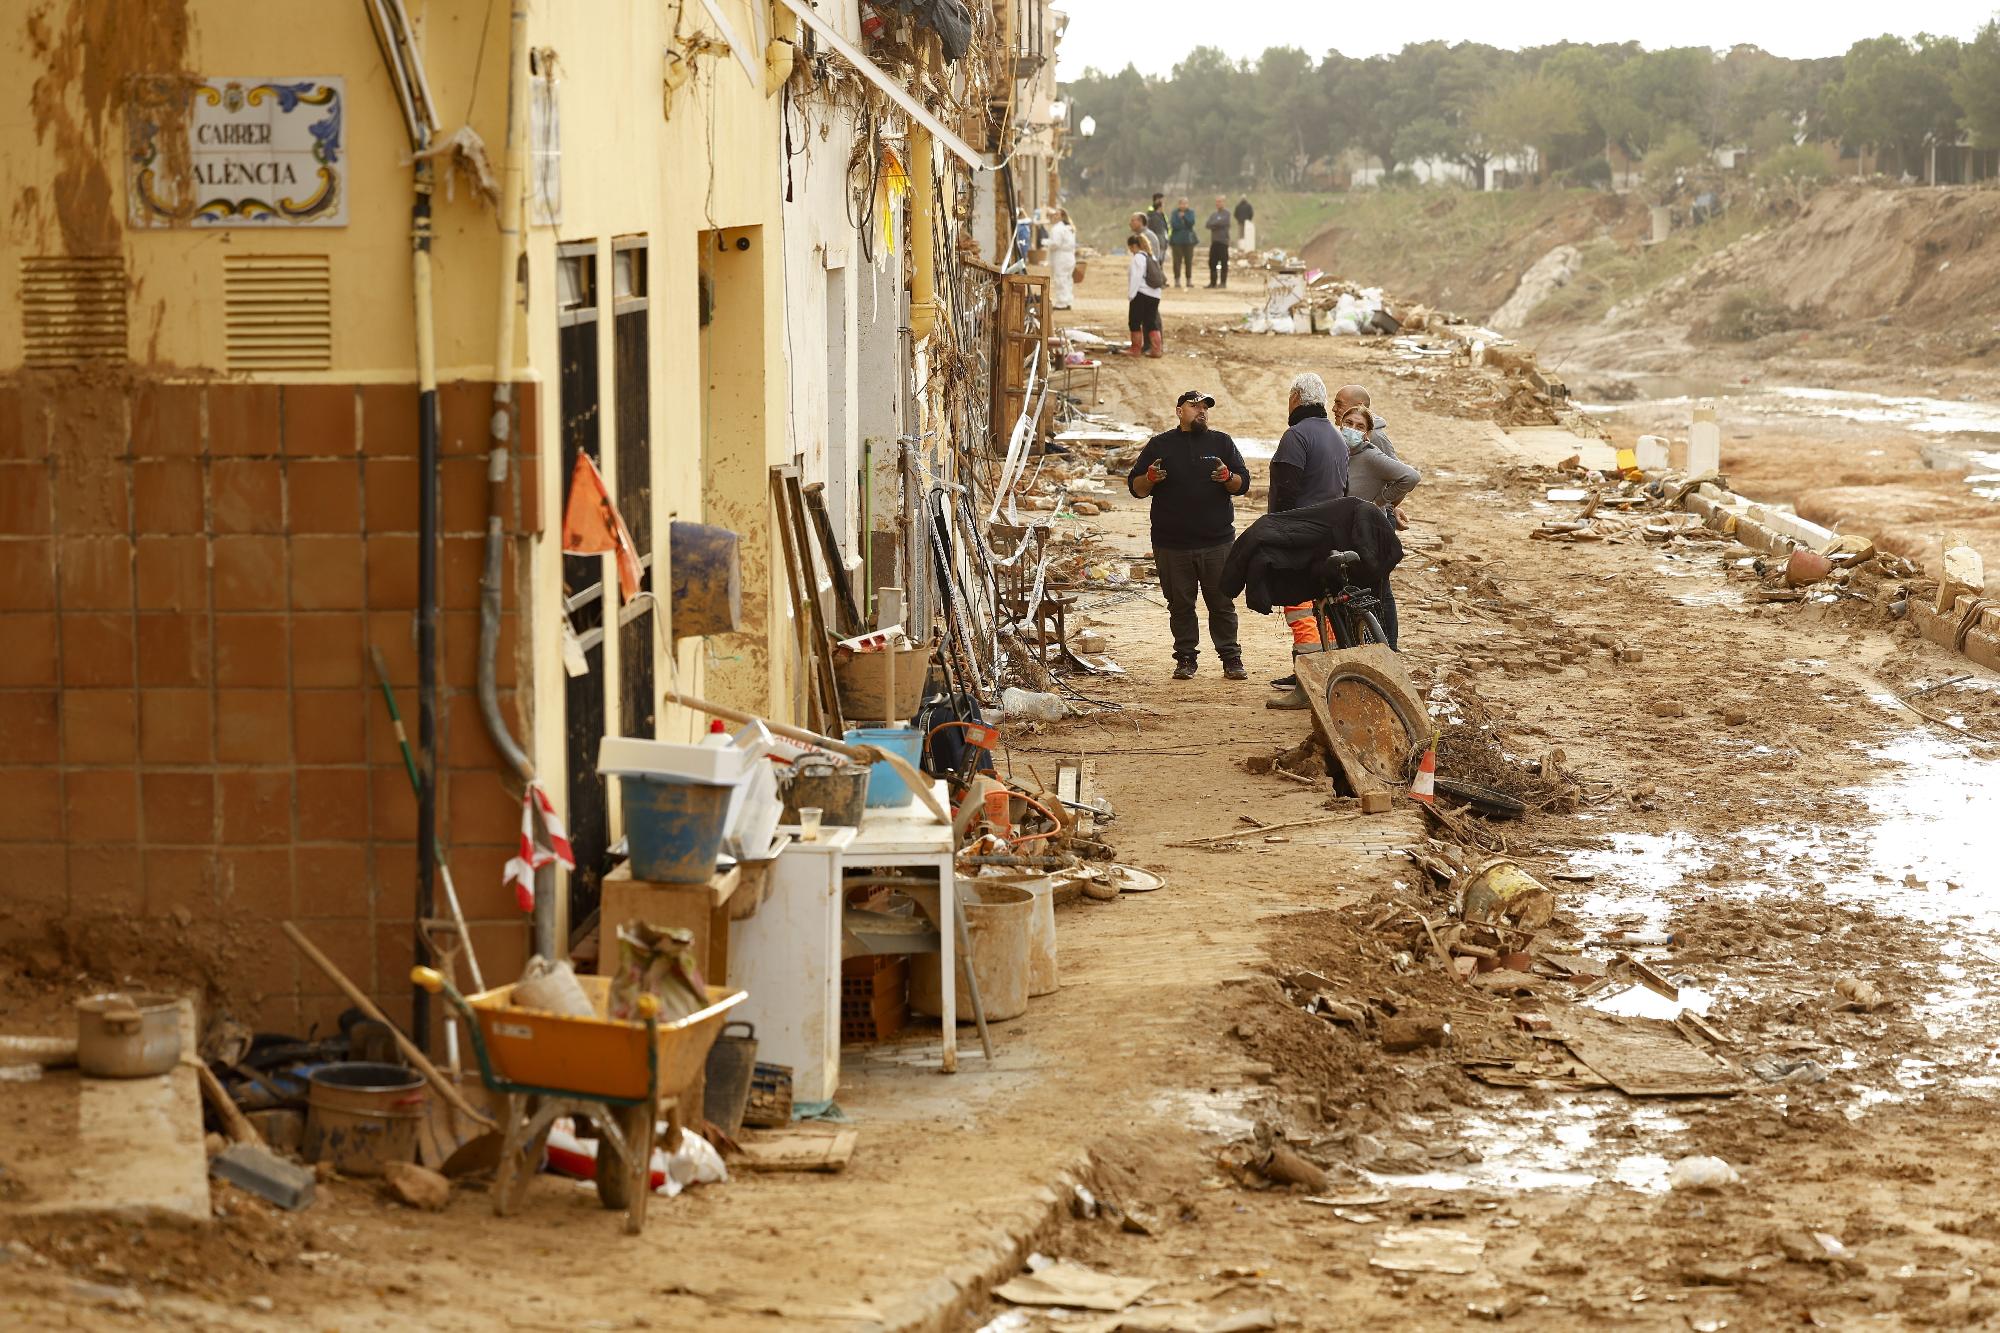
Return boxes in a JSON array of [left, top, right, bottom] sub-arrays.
[[561, 452, 643, 601]]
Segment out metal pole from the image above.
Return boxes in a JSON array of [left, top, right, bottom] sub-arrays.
[[413, 160, 439, 1050]]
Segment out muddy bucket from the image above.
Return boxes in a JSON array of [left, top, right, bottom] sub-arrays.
[[909, 882, 1032, 1023], [75, 992, 182, 1079], [305, 1062, 427, 1176], [781, 757, 870, 829], [1457, 858, 1556, 929], [621, 775, 734, 883], [964, 872, 1057, 996]]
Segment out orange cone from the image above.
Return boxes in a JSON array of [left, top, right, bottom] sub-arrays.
[[1408, 744, 1436, 805]]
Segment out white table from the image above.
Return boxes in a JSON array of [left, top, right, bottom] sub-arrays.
[[847, 781, 960, 1073], [727, 825, 856, 1104]]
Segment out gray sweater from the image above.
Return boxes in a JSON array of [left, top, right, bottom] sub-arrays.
[[1347, 416, 1420, 507]]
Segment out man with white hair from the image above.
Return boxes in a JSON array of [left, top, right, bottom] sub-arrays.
[[1266, 372, 1350, 709]]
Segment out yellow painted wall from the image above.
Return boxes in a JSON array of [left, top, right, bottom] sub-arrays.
[[0, 0, 509, 379], [3, 0, 800, 942]]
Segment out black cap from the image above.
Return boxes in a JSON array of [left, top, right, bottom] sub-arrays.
[[1177, 390, 1215, 407]]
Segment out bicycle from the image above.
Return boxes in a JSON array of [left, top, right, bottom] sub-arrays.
[[1303, 550, 1390, 650], [1266, 549, 1391, 705]]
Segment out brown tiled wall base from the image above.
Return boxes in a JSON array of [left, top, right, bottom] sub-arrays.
[[0, 376, 541, 1035]]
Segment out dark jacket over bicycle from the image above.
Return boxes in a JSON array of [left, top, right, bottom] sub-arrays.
[[1221, 496, 1403, 621]]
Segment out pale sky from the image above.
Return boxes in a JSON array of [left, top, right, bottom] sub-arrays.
[[1054, 0, 2000, 80]]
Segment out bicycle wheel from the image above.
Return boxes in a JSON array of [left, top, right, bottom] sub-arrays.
[[1331, 608, 1387, 649]]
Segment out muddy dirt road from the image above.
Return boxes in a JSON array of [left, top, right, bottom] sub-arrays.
[[6, 263, 2000, 1330], [969, 268, 2000, 1328]]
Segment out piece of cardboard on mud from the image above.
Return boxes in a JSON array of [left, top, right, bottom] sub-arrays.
[[1548, 1005, 1744, 1096], [1293, 645, 1428, 799]]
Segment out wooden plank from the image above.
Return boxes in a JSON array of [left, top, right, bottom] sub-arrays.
[[1549, 1005, 1744, 1097], [769, 469, 825, 735], [736, 1127, 857, 1173], [783, 471, 845, 734], [801, 481, 862, 637]]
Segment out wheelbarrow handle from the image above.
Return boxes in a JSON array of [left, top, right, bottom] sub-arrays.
[[410, 965, 504, 1095], [412, 964, 485, 1031]]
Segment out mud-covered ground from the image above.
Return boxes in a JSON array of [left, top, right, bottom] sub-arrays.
[[965, 267, 2000, 1329]]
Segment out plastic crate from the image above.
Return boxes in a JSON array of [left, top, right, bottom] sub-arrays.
[[841, 955, 908, 1045]]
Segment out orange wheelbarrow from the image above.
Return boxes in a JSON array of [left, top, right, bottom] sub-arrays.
[[412, 966, 745, 1233]]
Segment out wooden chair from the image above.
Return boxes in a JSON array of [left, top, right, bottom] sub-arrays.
[[990, 522, 1074, 666]]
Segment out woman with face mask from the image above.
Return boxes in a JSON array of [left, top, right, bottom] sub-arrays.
[[1336, 398, 1421, 530]]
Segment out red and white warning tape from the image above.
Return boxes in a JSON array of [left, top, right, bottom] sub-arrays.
[[504, 780, 575, 912]]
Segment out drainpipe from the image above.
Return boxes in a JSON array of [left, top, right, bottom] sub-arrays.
[[412, 159, 440, 1050], [908, 124, 938, 341], [479, 1, 555, 958]]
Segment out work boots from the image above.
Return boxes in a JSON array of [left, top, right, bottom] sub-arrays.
[[1266, 645, 1321, 709], [1144, 331, 1163, 358], [1121, 330, 1142, 356]]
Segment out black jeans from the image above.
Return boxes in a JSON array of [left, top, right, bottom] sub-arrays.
[[1171, 243, 1195, 285], [1127, 293, 1161, 334], [1208, 242, 1229, 286], [1157, 542, 1240, 666], [1374, 581, 1399, 649]]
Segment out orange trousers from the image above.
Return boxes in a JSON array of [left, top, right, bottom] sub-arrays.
[[1283, 603, 1322, 648]]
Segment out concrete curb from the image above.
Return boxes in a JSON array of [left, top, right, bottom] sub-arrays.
[[1680, 483, 1838, 556], [1680, 482, 2000, 674], [877, 1152, 1098, 1332]]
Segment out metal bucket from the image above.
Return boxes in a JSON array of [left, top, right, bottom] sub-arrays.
[[781, 757, 870, 829], [958, 872, 1057, 996], [305, 1062, 427, 1176], [701, 1021, 757, 1137], [909, 882, 1033, 1023], [74, 992, 181, 1079]]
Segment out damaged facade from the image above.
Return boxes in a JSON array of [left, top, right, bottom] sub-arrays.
[[1, 0, 1064, 1036]]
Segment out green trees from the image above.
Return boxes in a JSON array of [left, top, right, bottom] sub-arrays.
[[1950, 19, 2000, 145], [1828, 34, 1965, 174], [1061, 20, 1995, 195], [1473, 73, 1585, 180]]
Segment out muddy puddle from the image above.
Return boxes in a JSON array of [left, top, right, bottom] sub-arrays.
[[1562, 720, 2000, 1085], [1409, 714, 2000, 1197], [1582, 381, 2000, 445], [1583, 383, 2000, 505], [1361, 1101, 1688, 1196]]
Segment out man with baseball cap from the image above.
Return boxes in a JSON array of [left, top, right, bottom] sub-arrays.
[[1126, 390, 1252, 680]]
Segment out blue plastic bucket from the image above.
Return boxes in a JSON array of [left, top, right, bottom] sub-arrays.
[[844, 727, 924, 807], [621, 776, 734, 883]]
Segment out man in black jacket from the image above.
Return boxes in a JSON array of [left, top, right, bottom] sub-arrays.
[[1234, 196, 1254, 238], [1266, 372, 1348, 706], [1126, 391, 1251, 681], [1206, 195, 1233, 288]]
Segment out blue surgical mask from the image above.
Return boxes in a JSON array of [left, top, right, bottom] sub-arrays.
[[1339, 426, 1366, 447]]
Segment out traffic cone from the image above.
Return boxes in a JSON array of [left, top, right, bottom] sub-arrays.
[[1408, 743, 1436, 805]]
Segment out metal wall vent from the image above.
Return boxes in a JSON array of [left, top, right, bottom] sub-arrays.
[[223, 253, 332, 371], [20, 255, 128, 367]]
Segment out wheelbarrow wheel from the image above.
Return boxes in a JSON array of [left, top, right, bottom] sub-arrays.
[[594, 1102, 656, 1233]]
